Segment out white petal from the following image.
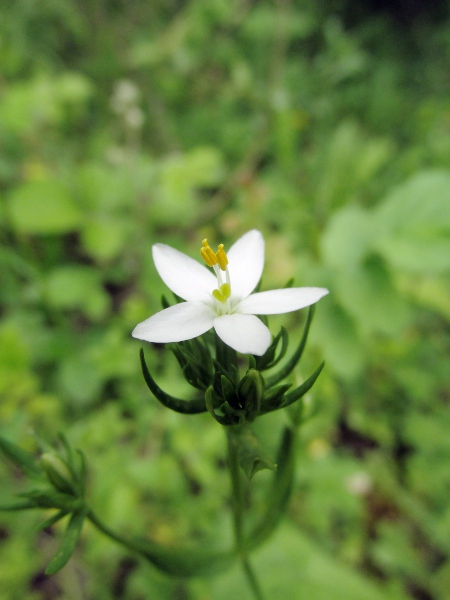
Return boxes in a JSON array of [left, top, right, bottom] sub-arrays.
[[213, 314, 271, 355], [237, 287, 329, 315], [153, 244, 216, 302], [132, 302, 215, 343], [227, 230, 265, 300]]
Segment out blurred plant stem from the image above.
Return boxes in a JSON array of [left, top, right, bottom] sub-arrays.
[[227, 429, 266, 600], [86, 508, 139, 555]]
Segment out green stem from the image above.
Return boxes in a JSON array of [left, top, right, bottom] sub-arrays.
[[86, 509, 141, 555], [242, 558, 266, 600], [227, 430, 266, 600]]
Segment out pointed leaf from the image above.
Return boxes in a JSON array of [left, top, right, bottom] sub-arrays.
[[38, 510, 69, 531], [274, 361, 325, 412], [0, 436, 42, 478], [140, 349, 206, 414], [265, 305, 315, 388], [45, 509, 87, 575], [0, 501, 38, 511], [132, 537, 235, 577], [76, 449, 87, 496], [256, 327, 288, 371], [261, 383, 292, 412], [247, 426, 296, 548]]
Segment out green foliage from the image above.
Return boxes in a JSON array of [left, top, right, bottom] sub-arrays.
[[1, 0, 450, 598]]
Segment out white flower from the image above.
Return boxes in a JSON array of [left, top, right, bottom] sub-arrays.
[[132, 230, 328, 355]]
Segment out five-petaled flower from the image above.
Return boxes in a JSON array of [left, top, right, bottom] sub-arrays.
[[132, 230, 329, 355]]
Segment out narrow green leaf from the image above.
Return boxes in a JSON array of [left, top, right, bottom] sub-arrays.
[[256, 327, 289, 371], [0, 501, 38, 511], [261, 383, 292, 412], [247, 426, 296, 549], [140, 349, 206, 414], [45, 509, 87, 575], [76, 449, 87, 496], [132, 537, 235, 577], [20, 489, 84, 511], [278, 361, 325, 410], [0, 436, 42, 478], [38, 510, 69, 531], [265, 305, 315, 388]]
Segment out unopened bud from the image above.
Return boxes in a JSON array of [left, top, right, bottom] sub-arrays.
[[238, 369, 265, 419], [41, 453, 75, 495]]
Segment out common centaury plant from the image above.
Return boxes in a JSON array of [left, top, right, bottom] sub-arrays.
[[1, 230, 328, 600]]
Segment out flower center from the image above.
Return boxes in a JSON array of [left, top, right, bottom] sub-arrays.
[[201, 239, 232, 307]]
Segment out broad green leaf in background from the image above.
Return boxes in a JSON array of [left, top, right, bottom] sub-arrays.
[[44, 266, 110, 319], [311, 301, 364, 378], [153, 147, 225, 225], [321, 204, 373, 270], [7, 179, 81, 234], [210, 523, 408, 600], [75, 164, 136, 211], [81, 217, 130, 262], [373, 170, 450, 274], [333, 256, 413, 336], [0, 72, 92, 134]]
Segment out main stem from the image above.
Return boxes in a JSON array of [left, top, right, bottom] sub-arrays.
[[227, 430, 266, 600]]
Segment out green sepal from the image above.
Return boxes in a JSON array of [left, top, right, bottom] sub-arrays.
[[229, 426, 276, 480], [132, 537, 235, 577], [255, 327, 289, 371], [205, 386, 233, 425], [265, 304, 315, 388], [161, 294, 171, 309], [220, 375, 239, 409], [45, 508, 87, 575], [168, 338, 213, 390], [262, 361, 325, 415], [214, 333, 238, 376], [0, 436, 42, 479], [140, 349, 206, 414], [212, 359, 239, 392], [247, 426, 296, 548], [237, 369, 265, 420]]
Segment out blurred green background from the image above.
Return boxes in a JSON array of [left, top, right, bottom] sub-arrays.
[[1, 0, 450, 598]]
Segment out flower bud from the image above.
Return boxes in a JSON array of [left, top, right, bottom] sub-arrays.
[[237, 369, 265, 420], [41, 453, 76, 495]]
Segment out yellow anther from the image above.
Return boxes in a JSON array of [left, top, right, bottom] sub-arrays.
[[220, 283, 231, 299], [200, 239, 218, 267], [216, 243, 228, 271], [212, 289, 226, 303]]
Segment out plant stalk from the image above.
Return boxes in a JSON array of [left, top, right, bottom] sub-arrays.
[[227, 430, 266, 600]]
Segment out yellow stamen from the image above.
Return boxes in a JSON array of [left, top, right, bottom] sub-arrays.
[[220, 283, 231, 299], [212, 289, 226, 303], [201, 239, 218, 267], [216, 243, 228, 271]]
